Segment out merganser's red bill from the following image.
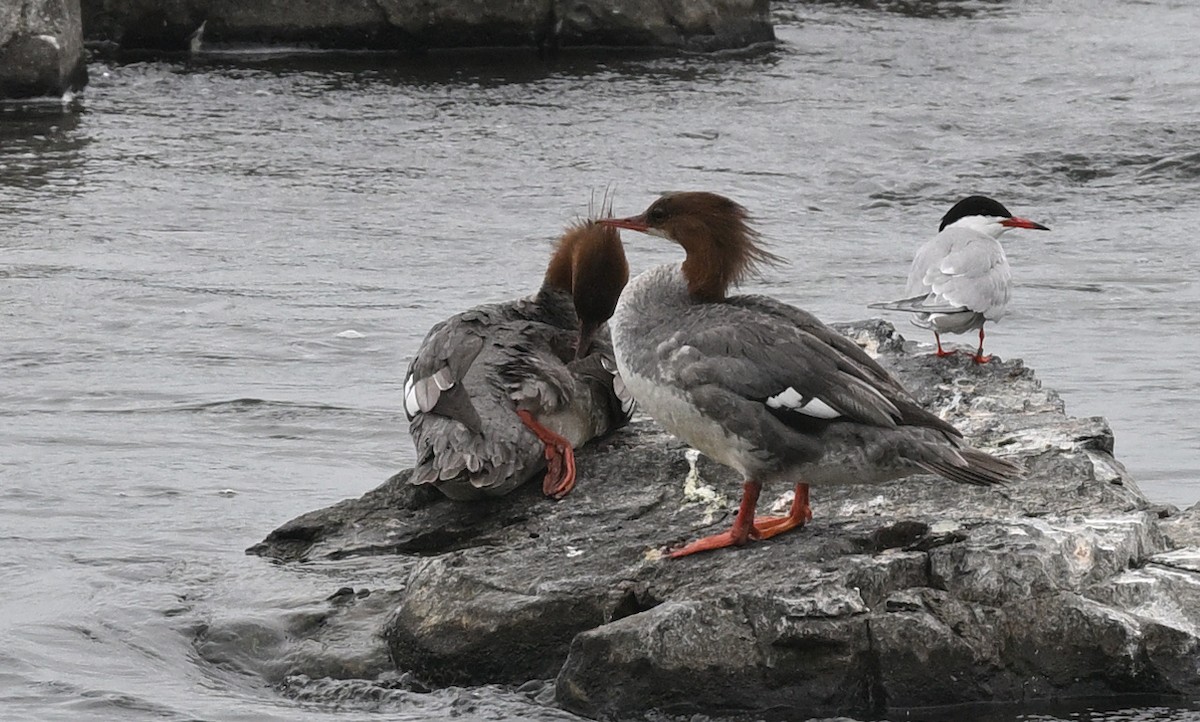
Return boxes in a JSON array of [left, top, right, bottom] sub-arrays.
[[598, 216, 650, 233], [1000, 217, 1050, 231]]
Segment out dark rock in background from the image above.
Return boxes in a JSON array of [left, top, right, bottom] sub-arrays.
[[79, 0, 774, 53], [242, 320, 1200, 720], [0, 0, 88, 99]]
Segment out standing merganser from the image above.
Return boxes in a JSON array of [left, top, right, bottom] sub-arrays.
[[404, 216, 632, 501], [869, 195, 1050, 363], [599, 192, 1019, 557]]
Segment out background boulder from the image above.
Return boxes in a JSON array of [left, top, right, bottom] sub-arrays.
[[0, 0, 87, 99], [80, 0, 773, 52]]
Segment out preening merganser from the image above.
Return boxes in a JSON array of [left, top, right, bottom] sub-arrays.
[[404, 216, 632, 501], [599, 192, 1019, 557], [869, 195, 1050, 363]]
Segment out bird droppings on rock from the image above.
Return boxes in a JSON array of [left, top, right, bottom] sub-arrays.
[[681, 448, 727, 520]]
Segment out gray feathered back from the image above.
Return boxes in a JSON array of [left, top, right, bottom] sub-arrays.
[[405, 288, 629, 500]]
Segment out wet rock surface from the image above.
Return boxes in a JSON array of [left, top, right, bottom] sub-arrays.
[[1, 0, 87, 99], [246, 320, 1200, 720], [80, 0, 773, 53]]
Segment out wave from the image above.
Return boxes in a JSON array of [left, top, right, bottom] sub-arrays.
[[171, 398, 351, 414], [1136, 150, 1200, 181], [789, 0, 1010, 20]]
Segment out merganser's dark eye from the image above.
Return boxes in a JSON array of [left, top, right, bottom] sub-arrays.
[[647, 206, 667, 224]]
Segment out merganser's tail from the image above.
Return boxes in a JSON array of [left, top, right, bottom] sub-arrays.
[[915, 444, 1022, 487]]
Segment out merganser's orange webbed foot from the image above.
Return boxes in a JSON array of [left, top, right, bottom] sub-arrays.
[[668, 528, 753, 558], [749, 483, 811, 540], [516, 409, 577, 499], [668, 481, 761, 559]]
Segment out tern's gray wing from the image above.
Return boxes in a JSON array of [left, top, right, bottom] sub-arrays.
[[905, 232, 957, 297], [922, 229, 1011, 320], [867, 293, 967, 315]]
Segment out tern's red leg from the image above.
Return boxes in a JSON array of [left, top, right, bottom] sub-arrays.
[[516, 409, 577, 499], [751, 483, 812, 539], [934, 333, 957, 358], [972, 327, 992, 364], [668, 481, 761, 558]]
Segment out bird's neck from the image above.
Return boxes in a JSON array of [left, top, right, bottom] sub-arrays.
[[615, 265, 695, 321], [680, 256, 733, 302]]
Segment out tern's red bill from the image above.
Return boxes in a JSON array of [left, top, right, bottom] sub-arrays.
[[1000, 216, 1050, 231]]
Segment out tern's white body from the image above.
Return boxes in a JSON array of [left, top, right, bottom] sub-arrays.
[[900, 214, 1013, 335]]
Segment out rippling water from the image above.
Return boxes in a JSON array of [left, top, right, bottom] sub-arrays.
[[3, 0, 1199, 719]]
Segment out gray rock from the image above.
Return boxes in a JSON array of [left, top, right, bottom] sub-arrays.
[[0, 0, 87, 99], [245, 320, 1200, 720], [81, 0, 773, 52]]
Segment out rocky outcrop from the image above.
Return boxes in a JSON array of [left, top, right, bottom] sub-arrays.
[[241, 320, 1200, 720], [81, 0, 773, 53], [0, 0, 87, 99]]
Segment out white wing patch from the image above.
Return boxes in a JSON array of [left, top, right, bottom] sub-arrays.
[[405, 368, 458, 418], [603, 356, 636, 416], [432, 368, 455, 391], [765, 387, 841, 419], [403, 374, 420, 418], [613, 372, 635, 416]]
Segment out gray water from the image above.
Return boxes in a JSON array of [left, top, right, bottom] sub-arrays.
[[2, 0, 1199, 720]]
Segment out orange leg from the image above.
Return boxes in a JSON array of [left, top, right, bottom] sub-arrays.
[[934, 332, 957, 358], [972, 327, 992, 364], [669, 481, 762, 558], [516, 409, 577, 499], [750, 483, 812, 539]]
